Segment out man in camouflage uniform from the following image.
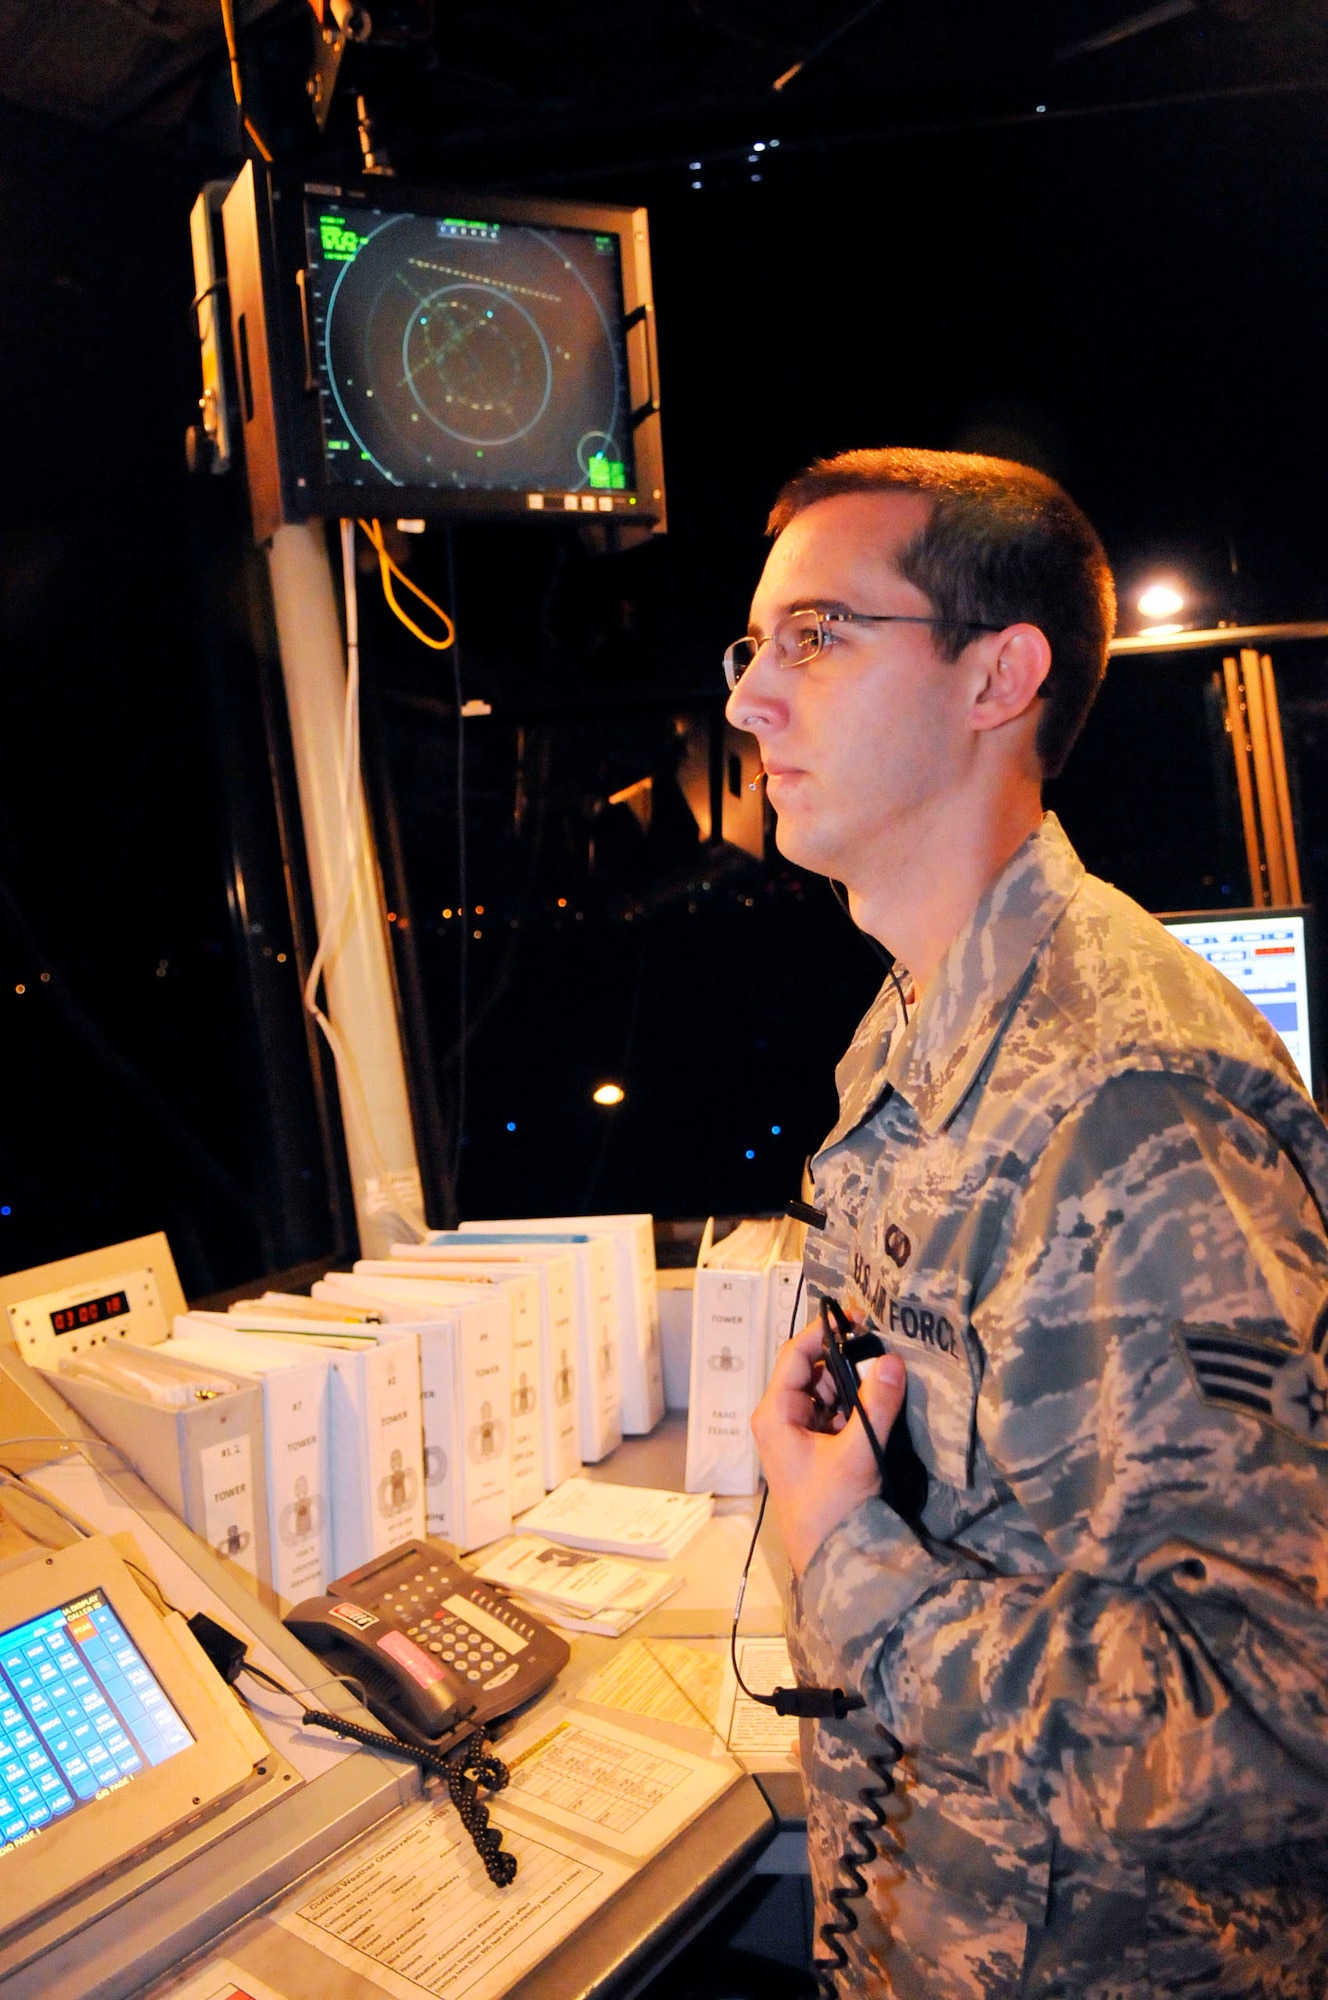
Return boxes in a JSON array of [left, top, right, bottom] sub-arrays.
[[730, 449, 1328, 1995]]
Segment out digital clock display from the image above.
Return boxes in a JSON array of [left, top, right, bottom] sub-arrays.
[[50, 1290, 131, 1335]]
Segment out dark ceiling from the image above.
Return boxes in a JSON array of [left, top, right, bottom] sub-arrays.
[[2, 0, 1326, 188]]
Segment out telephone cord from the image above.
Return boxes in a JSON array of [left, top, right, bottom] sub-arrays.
[[299, 1708, 516, 1886]]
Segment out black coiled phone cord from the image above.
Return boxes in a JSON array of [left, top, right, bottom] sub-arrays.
[[814, 1727, 903, 2000], [443, 1728, 517, 1887], [303, 1710, 517, 1886]]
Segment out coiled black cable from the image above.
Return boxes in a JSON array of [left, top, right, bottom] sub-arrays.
[[814, 1727, 903, 1999], [295, 1708, 516, 1887], [442, 1728, 516, 1887]]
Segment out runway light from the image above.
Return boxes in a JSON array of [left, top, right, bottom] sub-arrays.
[[745, 1149, 756, 1160], [771, 1124, 782, 1135], [593, 1082, 625, 1106], [505, 1121, 517, 1132], [1138, 581, 1185, 621]]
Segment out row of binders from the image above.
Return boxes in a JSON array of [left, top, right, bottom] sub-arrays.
[[47, 1216, 666, 1603]]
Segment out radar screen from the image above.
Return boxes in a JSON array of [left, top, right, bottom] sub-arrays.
[[302, 200, 639, 507]]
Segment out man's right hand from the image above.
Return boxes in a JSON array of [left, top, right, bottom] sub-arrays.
[[751, 1318, 907, 1579]]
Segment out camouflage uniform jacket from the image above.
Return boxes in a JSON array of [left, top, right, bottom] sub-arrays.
[[794, 813, 1328, 1997]]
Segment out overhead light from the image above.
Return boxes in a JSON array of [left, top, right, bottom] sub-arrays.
[[592, 1083, 625, 1106], [1138, 581, 1185, 621]]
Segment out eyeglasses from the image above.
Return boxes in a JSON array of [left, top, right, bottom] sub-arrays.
[[722, 606, 1003, 691]]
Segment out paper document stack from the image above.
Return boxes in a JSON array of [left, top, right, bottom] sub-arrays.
[[685, 1213, 806, 1496], [474, 1534, 681, 1637], [517, 1476, 713, 1561]]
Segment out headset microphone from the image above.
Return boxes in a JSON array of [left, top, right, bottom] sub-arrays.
[[748, 767, 766, 791]]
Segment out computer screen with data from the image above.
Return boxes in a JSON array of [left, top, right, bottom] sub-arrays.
[[0, 1588, 193, 1852], [1162, 910, 1315, 1097]]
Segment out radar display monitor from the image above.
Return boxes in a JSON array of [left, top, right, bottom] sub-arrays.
[[1161, 908, 1317, 1097], [221, 166, 665, 543]]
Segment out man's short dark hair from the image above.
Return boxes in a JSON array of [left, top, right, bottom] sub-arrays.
[[767, 447, 1117, 779]]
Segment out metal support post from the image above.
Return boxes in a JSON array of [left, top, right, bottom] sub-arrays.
[[1219, 646, 1305, 911], [266, 520, 425, 1256]]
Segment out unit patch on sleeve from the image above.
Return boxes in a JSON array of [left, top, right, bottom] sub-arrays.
[[1174, 1307, 1328, 1448]]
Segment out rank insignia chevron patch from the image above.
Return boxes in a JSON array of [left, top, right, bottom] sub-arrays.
[[1175, 1308, 1328, 1448]]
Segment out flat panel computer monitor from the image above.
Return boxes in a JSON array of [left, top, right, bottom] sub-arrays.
[[222, 164, 665, 544], [0, 1536, 259, 1937], [1161, 909, 1316, 1098]]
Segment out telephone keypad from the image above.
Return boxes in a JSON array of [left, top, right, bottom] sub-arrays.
[[324, 1537, 569, 1715], [380, 1570, 527, 1692]]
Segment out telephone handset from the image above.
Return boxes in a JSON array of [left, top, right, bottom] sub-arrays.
[[285, 1538, 570, 1748]]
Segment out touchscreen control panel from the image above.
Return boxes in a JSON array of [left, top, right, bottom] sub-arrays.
[[0, 1589, 193, 1852]]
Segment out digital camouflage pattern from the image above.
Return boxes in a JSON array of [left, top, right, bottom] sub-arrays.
[[792, 814, 1328, 1996]]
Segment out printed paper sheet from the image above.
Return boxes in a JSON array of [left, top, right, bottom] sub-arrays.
[[277, 1797, 631, 2000], [575, 1638, 724, 1737], [497, 1711, 735, 1858], [718, 1637, 800, 1762]]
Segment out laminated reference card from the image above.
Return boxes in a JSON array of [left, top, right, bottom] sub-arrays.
[[574, 1639, 725, 1750], [717, 1636, 800, 1765], [276, 1793, 632, 2000], [495, 1709, 736, 1861]]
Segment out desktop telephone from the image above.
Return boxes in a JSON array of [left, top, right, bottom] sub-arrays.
[[285, 1538, 569, 1749]]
